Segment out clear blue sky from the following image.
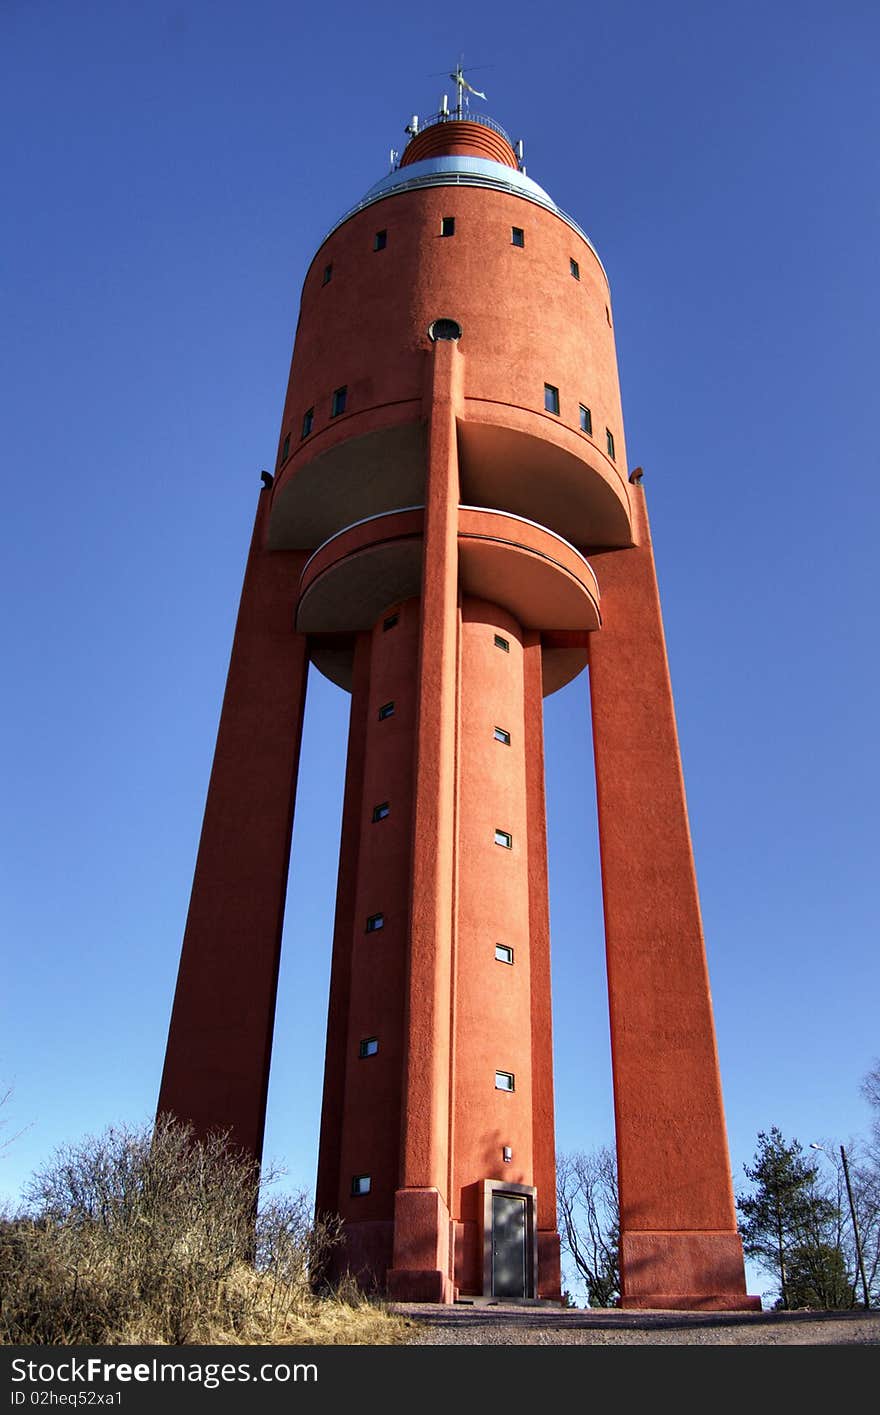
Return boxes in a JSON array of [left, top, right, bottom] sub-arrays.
[[2, 1, 878, 1302]]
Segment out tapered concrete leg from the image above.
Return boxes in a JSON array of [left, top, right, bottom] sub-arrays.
[[157, 488, 309, 1164], [588, 487, 759, 1311]]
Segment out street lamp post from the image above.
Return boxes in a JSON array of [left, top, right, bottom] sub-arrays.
[[810, 1142, 871, 1310]]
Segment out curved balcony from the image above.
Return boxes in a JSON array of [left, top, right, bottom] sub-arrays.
[[296, 506, 600, 695]]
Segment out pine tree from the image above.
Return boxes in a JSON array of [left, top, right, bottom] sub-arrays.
[[736, 1127, 837, 1309]]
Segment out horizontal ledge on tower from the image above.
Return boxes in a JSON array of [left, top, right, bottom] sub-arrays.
[[296, 506, 601, 638]]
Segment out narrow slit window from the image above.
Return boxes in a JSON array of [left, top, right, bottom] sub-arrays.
[[301, 407, 314, 439], [374, 229, 387, 251], [378, 701, 395, 720], [495, 1071, 515, 1092], [494, 726, 511, 745], [511, 226, 524, 247], [579, 404, 592, 435], [606, 428, 615, 460], [494, 634, 509, 652], [359, 1037, 379, 1058], [383, 613, 399, 631], [544, 383, 560, 415], [495, 943, 514, 964], [365, 913, 384, 932], [372, 802, 390, 822], [322, 263, 333, 285], [440, 216, 455, 236], [494, 829, 512, 849], [280, 433, 290, 465], [351, 1174, 371, 1196], [570, 257, 580, 280], [331, 386, 347, 417]]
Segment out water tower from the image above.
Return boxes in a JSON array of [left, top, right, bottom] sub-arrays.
[[159, 75, 758, 1309]]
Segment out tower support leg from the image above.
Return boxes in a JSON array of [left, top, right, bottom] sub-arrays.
[[589, 489, 759, 1310], [157, 489, 310, 1165], [386, 339, 462, 1304]]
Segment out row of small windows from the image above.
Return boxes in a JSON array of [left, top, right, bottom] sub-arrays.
[[284, 386, 612, 466], [279, 391, 343, 461], [544, 384, 615, 459], [321, 224, 585, 274], [323, 229, 388, 284]]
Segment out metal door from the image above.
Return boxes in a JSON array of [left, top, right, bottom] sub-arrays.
[[491, 1192, 528, 1298]]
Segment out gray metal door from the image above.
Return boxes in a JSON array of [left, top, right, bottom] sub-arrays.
[[491, 1193, 527, 1298]]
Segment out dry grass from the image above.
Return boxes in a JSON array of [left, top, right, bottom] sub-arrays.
[[0, 1118, 412, 1346]]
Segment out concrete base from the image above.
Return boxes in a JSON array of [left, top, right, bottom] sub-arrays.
[[620, 1292, 763, 1311], [619, 1230, 761, 1311], [386, 1186, 454, 1304], [538, 1228, 563, 1301], [386, 1267, 455, 1303]]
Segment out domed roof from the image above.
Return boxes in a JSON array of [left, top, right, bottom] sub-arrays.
[[324, 114, 605, 277]]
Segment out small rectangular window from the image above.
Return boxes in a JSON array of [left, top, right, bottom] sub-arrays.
[[383, 613, 399, 631], [544, 383, 560, 415], [440, 216, 455, 237], [374, 229, 387, 251], [579, 404, 592, 435], [372, 802, 390, 822], [570, 257, 580, 280], [495, 1071, 515, 1092], [511, 226, 524, 247], [351, 1174, 371, 1196], [322, 263, 333, 285], [606, 428, 615, 460], [495, 943, 514, 965], [494, 726, 511, 745], [365, 912, 384, 932], [494, 829, 512, 849], [359, 1037, 379, 1058], [301, 407, 314, 439], [331, 385, 347, 417], [280, 433, 290, 465], [378, 701, 395, 720], [494, 634, 509, 652]]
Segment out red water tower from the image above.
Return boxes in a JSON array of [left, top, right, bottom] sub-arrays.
[[158, 83, 759, 1310]]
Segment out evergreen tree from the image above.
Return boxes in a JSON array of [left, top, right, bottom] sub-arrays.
[[736, 1127, 837, 1309], [784, 1241, 853, 1310]]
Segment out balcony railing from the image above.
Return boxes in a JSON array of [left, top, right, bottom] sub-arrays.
[[414, 108, 513, 146]]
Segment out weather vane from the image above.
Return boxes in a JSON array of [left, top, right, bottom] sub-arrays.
[[449, 60, 487, 117]]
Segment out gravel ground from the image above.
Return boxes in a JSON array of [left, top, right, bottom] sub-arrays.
[[394, 1302, 880, 1345]]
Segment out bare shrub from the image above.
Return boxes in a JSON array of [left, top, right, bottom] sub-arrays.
[[0, 1116, 371, 1345]]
